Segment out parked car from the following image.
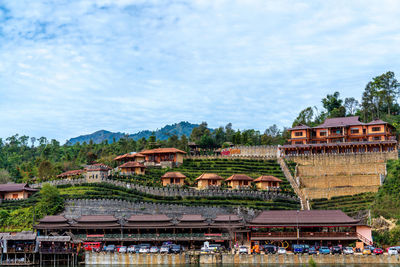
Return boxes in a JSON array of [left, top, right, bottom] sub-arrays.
[[343, 247, 354, 255], [171, 245, 181, 254], [388, 247, 399, 255], [139, 244, 150, 253], [134, 246, 141, 253], [160, 245, 170, 254], [239, 246, 248, 254], [263, 244, 277, 254], [105, 245, 116, 253], [319, 246, 331, 255], [83, 242, 102, 252], [150, 246, 159, 253], [362, 248, 372, 255], [308, 246, 318, 255], [331, 246, 342, 255], [293, 244, 309, 254], [277, 247, 286, 254], [118, 246, 127, 253], [127, 245, 136, 253], [208, 244, 224, 252], [373, 248, 383, 255]]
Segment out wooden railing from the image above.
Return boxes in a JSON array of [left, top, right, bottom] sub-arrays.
[[251, 232, 357, 238]]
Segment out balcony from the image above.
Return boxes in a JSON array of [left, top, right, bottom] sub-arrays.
[[251, 232, 357, 240], [74, 233, 230, 241]]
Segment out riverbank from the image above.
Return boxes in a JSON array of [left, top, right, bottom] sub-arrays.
[[85, 252, 400, 265]]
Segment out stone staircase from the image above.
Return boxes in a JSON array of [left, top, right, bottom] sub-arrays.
[[278, 157, 309, 210]]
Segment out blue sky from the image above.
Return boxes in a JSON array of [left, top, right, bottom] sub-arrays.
[[0, 0, 400, 142]]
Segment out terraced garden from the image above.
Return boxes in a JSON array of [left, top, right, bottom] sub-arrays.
[[310, 192, 376, 216], [57, 182, 300, 210], [111, 158, 295, 194]]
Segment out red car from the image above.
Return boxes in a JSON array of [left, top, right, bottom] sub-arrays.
[[373, 248, 384, 255]]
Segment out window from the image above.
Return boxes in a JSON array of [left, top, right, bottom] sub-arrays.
[[373, 136, 381, 140], [295, 141, 303, 144], [319, 131, 327, 136], [12, 194, 18, 199], [294, 132, 303, 137], [244, 181, 248, 186], [372, 127, 381, 132], [350, 128, 359, 134]]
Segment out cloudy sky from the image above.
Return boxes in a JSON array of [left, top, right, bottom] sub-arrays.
[[1, 0, 399, 142]]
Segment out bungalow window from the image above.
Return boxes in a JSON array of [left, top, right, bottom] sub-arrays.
[[373, 136, 381, 140], [350, 128, 359, 134], [244, 181, 248, 186], [294, 132, 303, 137], [319, 131, 327, 136], [372, 127, 381, 132], [13, 194, 18, 199], [295, 141, 303, 144]]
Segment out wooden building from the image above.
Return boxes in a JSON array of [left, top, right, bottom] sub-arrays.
[[253, 175, 282, 190], [161, 172, 186, 186], [0, 183, 38, 200], [140, 148, 187, 167], [282, 116, 397, 155], [114, 153, 145, 164], [195, 173, 224, 189], [248, 210, 372, 247], [118, 161, 146, 175], [225, 174, 253, 189]]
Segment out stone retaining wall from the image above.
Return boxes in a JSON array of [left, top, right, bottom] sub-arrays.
[[85, 251, 400, 265], [63, 199, 258, 221]]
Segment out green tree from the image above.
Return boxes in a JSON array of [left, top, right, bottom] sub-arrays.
[[38, 160, 54, 180], [36, 184, 64, 217], [292, 107, 315, 126], [344, 97, 359, 116], [322, 91, 345, 118]]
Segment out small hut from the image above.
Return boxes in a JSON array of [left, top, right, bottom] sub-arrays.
[[225, 174, 253, 189], [195, 173, 224, 189], [161, 172, 186, 186], [118, 161, 146, 175], [253, 175, 282, 190]]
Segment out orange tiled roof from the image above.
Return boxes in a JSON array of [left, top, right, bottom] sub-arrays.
[[118, 161, 146, 168], [195, 173, 224, 181], [225, 174, 253, 181], [114, 153, 145, 161], [140, 148, 187, 155], [161, 172, 186, 179], [254, 175, 282, 183]]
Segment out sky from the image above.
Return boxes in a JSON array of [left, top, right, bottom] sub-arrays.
[[0, 0, 400, 143]]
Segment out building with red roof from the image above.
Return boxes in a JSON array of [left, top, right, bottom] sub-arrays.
[[84, 163, 111, 181], [114, 152, 145, 163], [195, 173, 224, 189], [161, 172, 187, 186], [282, 116, 397, 155], [57, 169, 84, 179]]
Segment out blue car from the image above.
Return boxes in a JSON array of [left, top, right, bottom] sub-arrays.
[[319, 246, 331, 255], [293, 244, 309, 254]]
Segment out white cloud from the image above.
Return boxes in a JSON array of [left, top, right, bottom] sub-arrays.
[[0, 0, 399, 141]]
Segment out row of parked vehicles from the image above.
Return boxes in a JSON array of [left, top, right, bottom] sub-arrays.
[[83, 242, 182, 254], [293, 244, 389, 255]]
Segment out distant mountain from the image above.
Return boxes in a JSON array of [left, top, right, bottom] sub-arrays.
[[66, 121, 199, 145]]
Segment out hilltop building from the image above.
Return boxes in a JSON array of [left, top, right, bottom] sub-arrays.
[[140, 148, 186, 168], [281, 116, 397, 155], [57, 169, 84, 179], [0, 183, 38, 200], [84, 163, 111, 181], [114, 153, 145, 164]]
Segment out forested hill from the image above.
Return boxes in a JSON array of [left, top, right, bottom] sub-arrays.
[[66, 121, 199, 145]]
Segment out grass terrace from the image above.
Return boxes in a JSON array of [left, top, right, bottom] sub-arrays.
[[58, 183, 300, 210], [111, 158, 295, 194], [310, 192, 376, 216]]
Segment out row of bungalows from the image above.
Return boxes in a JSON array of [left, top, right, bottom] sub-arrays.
[[33, 210, 373, 249], [281, 116, 397, 155], [161, 172, 282, 190]]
